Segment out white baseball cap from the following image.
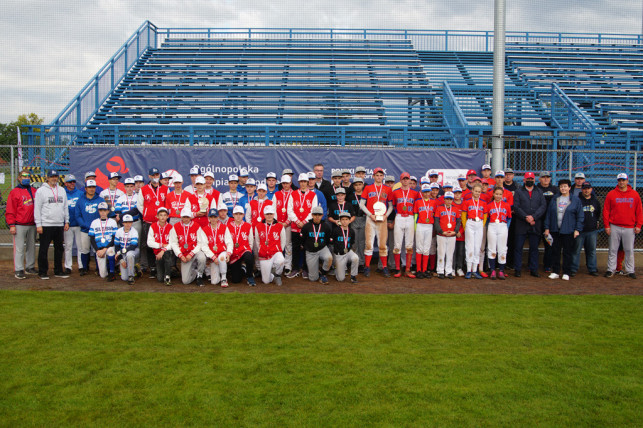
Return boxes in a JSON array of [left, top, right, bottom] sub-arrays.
[[195, 176, 206, 184], [134, 175, 144, 182], [420, 176, 430, 184], [157, 207, 169, 214], [575, 172, 586, 179], [245, 178, 256, 186], [173, 174, 183, 183], [85, 180, 97, 187], [189, 167, 200, 175], [298, 173, 309, 182], [97, 202, 109, 210], [307, 172, 315, 180], [617, 173, 628, 180], [263, 205, 276, 215], [239, 169, 249, 177], [410, 175, 417, 181], [203, 171, 214, 179], [233, 206, 245, 214], [444, 191, 455, 199], [124, 178, 135, 185], [257, 183, 267, 191], [428, 169, 439, 176], [495, 170, 505, 177], [217, 202, 228, 211], [430, 183, 440, 189], [180, 206, 193, 218], [266, 172, 277, 179], [482, 164, 492, 170], [281, 175, 292, 183], [442, 182, 453, 188], [421, 184, 431, 192], [122, 214, 134, 222], [229, 174, 239, 181]]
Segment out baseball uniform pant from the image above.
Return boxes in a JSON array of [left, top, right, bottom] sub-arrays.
[[334, 250, 359, 281], [394, 215, 414, 254], [364, 217, 388, 257], [208, 253, 229, 284], [118, 248, 139, 280], [352, 216, 366, 266], [486, 222, 508, 266], [96, 247, 116, 278], [415, 223, 433, 255], [305, 246, 333, 282], [465, 220, 484, 272], [479, 223, 488, 271], [180, 252, 206, 284], [436, 235, 455, 275], [132, 220, 145, 267], [283, 225, 292, 271], [64, 226, 82, 271], [607, 225, 635, 274], [259, 253, 285, 284], [13, 224, 36, 272], [156, 251, 176, 282], [38, 226, 64, 276]]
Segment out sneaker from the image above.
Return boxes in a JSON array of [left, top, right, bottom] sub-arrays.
[[424, 271, 433, 279], [273, 276, 282, 286], [301, 270, 309, 279], [446, 274, 454, 279], [490, 270, 497, 280], [196, 276, 204, 287], [416, 271, 425, 279], [149, 269, 157, 279], [604, 271, 614, 278], [79, 269, 87, 276], [437, 273, 445, 279], [14, 271, 26, 280], [514, 271, 522, 278], [589, 271, 599, 276], [464, 272, 472, 279], [570, 272, 576, 278], [247, 276, 256, 287], [221, 278, 229, 288], [548, 273, 560, 279], [562, 274, 570, 281], [628, 273, 637, 279], [617, 270, 625, 276], [363, 267, 371, 277], [135, 263, 142, 278], [393, 271, 402, 278], [473, 272, 483, 279], [350, 276, 358, 284], [284, 268, 292, 276], [319, 275, 329, 284], [479, 271, 488, 278], [382, 268, 391, 278], [456, 269, 465, 277], [39, 274, 49, 280], [128, 276, 135, 285], [405, 271, 416, 279], [530, 271, 540, 278], [286, 269, 300, 279], [107, 272, 115, 282], [64, 268, 72, 275], [164, 275, 172, 286], [25, 268, 38, 275], [54, 273, 70, 278], [498, 271, 506, 280]]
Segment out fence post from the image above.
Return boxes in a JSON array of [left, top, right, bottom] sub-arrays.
[[189, 127, 194, 146], [265, 126, 270, 146], [10, 146, 14, 186], [568, 150, 573, 180], [634, 152, 638, 190]]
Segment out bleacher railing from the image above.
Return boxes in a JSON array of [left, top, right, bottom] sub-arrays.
[[442, 81, 469, 147], [550, 83, 598, 132]]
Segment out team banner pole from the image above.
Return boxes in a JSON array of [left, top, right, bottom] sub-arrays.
[[16, 126, 23, 170]]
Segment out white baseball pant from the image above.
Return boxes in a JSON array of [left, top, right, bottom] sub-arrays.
[[259, 253, 285, 284], [283, 225, 292, 271], [64, 226, 82, 270], [180, 252, 206, 284], [436, 235, 455, 275], [364, 217, 388, 257], [334, 250, 359, 281], [96, 247, 116, 278], [393, 216, 415, 254], [119, 248, 140, 280], [465, 220, 484, 272], [415, 223, 433, 255], [486, 222, 508, 264], [208, 253, 229, 284], [479, 223, 488, 271], [305, 247, 333, 281]]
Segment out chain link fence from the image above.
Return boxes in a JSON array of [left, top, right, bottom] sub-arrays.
[[0, 144, 640, 250]]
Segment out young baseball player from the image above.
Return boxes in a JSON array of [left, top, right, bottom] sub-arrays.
[[147, 207, 175, 286], [114, 214, 139, 285], [434, 192, 461, 279], [228, 205, 256, 286], [255, 205, 286, 285], [485, 187, 512, 280], [351, 177, 366, 271], [392, 172, 419, 278], [265, 172, 278, 199], [198, 208, 233, 287], [100, 172, 125, 222], [462, 183, 487, 279], [237, 169, 249, 198], [170, 206, 206, 286], [330, 211, 359, 283], [359, 168, 393, 278], [239, 178, 258, 215], [246, 183, 273, 225], [166, 174, 197, 225], [413, 184, 435, 278], [134, 175, 145, 195], [452, 187, 466, 276], [184, 167, 200, 194], [221, 174, 242, 216], [88, 202, 118, 281], [286, 173, 318, 278], [327, 187, 355, 228], [273, 175, 294, 274], [136, 167, 168, 278], [300, 206, 333, 284], [191, 176, 215, 228], [63, 175, 83, 275]]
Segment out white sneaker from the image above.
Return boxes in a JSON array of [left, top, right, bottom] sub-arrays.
[[456, 269, 465, 277], [562, 274, 570, 281], [548, 273, 560, 279], [220, 279, 229, 288]]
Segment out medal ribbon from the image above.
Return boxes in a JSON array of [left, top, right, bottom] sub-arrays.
[[182, 223, 191, 248], [122, 230, 130, 249], [109, 190, 117, 207], [341, 227, 349, 250], [159, 223, 169, 246], [51, 185, 59, 203], [233, 223, 243, 244], [312, 223, 321, 244], [209, 222, 221, 251], [494, 202, 502, 222], [472, 198, 480, 218], [100, 220, 107, 241], [445, 206, 453, 228]]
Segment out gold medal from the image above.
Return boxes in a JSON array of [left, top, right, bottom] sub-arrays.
[[299, 207, 304, 213], [213, 245, 218, 252], [314, 242, 319, 248], [234, 242, 239, 248], [447, 223, 452, 228], [495, 219, 500, 224], [282, 208, 286, 213]]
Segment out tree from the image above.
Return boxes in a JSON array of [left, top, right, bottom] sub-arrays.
[[0, 113, 45, 146]]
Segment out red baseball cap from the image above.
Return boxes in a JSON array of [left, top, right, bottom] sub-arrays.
[[524, 172, 535, 179], [467, 169, 477, 176], [472, 176, 482, 182], [400, 172, 410, 180], [373, 167, 384, 175]]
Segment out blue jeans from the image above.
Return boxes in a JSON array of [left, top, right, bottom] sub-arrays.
[[514, 232, 540, 273], [572, 230, 597, 274]]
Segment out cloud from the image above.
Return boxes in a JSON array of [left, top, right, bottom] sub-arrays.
[[1, 0, 641, 123]]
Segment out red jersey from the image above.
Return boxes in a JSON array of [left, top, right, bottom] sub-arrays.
[[288, 190, 317, 232], [255, 221, 284, 259], [414, 197, 435, 224], [392, 188, 419, 217], [149, 222, 172, 255], [487, 188, 514, 206], [228, 221, 253, 263], [273, 189, 293, 224], [248, 198, 273, 225], [172, 221, 200, 257], [192, 192, 215, 227], [461, 188, 472, 201], [141, 184, 168, 223], [484, 201, 512, 224], [363, 183, 392, 212], [462, 198, 487, 220], [200, 222, 231, 258], [479, 191, 492, 204], [166, 191, 198, 219], [435, 204, 461, 235]]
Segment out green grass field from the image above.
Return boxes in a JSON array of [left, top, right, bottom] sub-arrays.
[[0, 291, 640, 427]]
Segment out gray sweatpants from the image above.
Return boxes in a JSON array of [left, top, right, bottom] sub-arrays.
[[13, 225, 36, 272], [305, 246, 333, 282], [119, 248, 140, 280], [352, 216, 366, 266], [334, 250, 359, 281], [64, 226, 82, 270], [607, 224, 636, 274], [180, 252, 206, 284]]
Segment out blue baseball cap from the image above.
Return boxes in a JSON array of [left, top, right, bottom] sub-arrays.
[[208, 208, 218, 217], [47, 169, 59, 177], [148, 167, 160, 175]]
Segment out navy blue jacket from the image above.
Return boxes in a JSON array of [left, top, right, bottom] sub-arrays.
[[513, 185, 547, 235], [544, 195, 584, 235]]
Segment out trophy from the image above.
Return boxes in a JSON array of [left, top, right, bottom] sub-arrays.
[[198, 196, 208, 213], [373, 201, 387, 222]]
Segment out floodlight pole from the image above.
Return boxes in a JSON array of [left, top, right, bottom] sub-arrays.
[[492, 0, 506, 171]]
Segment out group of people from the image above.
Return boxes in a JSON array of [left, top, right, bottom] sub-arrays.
[[6, 162, 642, 287]]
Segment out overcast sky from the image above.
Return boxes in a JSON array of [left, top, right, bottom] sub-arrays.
[[1, 0, 641, 123]]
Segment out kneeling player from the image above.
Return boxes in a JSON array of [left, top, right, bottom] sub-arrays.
[[170, 207, 206, 286], [301, 206, 333, 284], [198, 208, 233, 287], [228, 206, 256, 286], [115, 214, 139, 285], [255, 205, 286, 285], [147, 207, 175, 286], [88, 202, 118, 281], [330, 211, 359, 283]]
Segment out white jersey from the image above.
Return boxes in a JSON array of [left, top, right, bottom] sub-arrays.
[[100, 188, 125, 210]]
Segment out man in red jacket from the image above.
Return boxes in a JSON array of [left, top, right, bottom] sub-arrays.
[[603, 173, 642, 279], [6, 170, 37, 279]]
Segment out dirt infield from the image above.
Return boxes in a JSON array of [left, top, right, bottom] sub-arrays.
[[1, 260, 640, 295]]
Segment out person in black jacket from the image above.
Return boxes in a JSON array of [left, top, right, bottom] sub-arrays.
[[571, 182, 601, 276], [512, 172, 547, 277], [300, 206, 333, 284], [536, 171, 558, 272], [313, 163, 334, 200], [327, 188, 356, 228]]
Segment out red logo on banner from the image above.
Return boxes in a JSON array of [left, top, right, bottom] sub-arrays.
[[94, 156, 129, 191]]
